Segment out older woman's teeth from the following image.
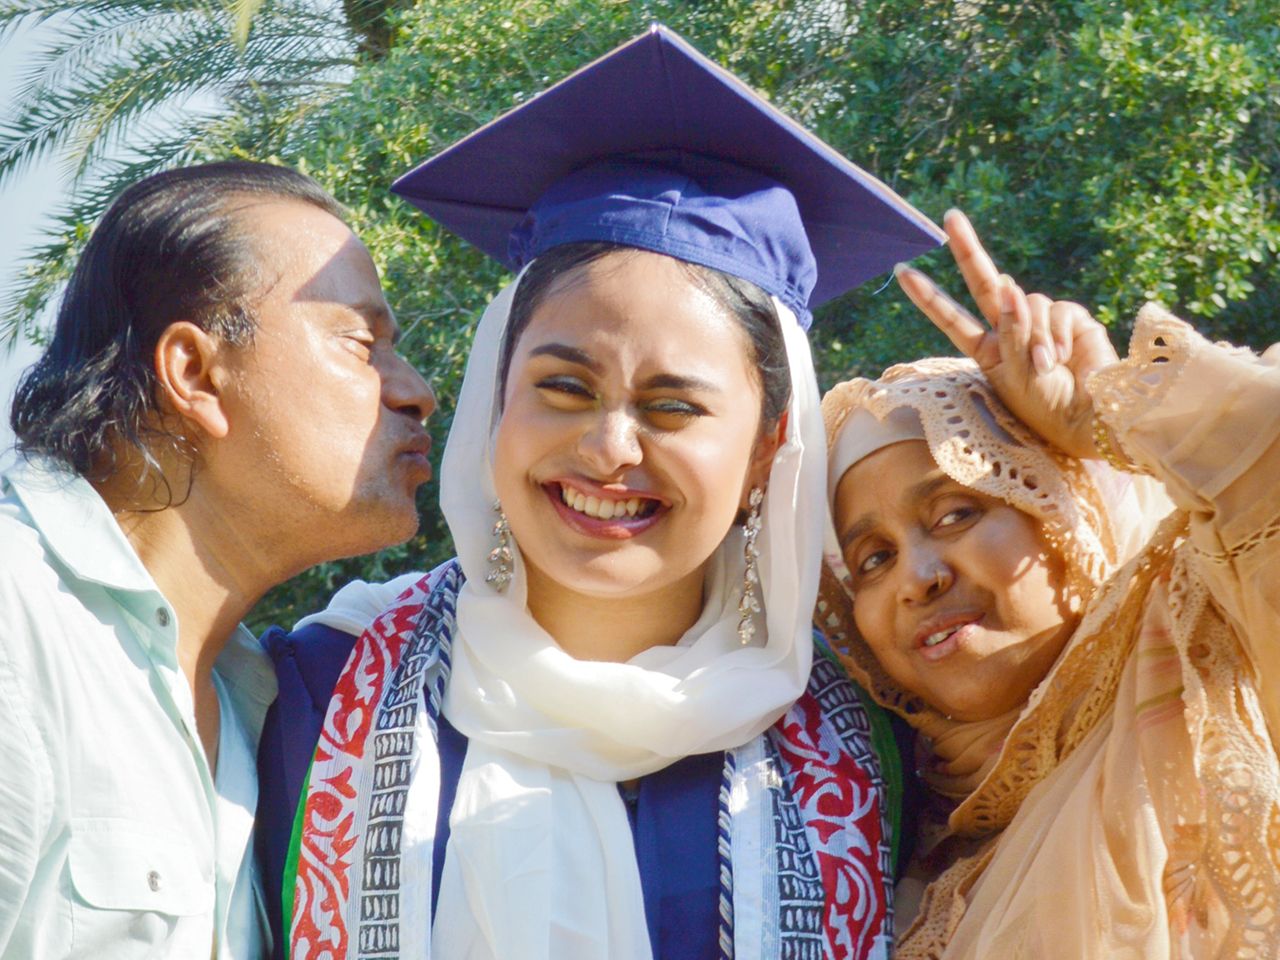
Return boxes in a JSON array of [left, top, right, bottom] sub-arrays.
[[924, 628, 955, 647], [560, 486, 648, 519]]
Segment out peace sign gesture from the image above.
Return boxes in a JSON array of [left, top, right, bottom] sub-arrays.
[[895, 209, 1118, 460]]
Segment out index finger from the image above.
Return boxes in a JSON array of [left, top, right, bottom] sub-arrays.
[[944, 209, 1006, 326], [895, 263, 990, 361]]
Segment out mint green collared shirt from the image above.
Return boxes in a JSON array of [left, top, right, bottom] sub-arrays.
[[0, 459, 276, 959]]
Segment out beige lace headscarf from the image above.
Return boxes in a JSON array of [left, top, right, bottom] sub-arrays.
[[818, 357, 1176, 946], [820, 358, 1155, 804]]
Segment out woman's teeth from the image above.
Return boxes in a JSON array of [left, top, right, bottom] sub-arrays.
[[924, 627, 958, 648], [560, 486, 653, 520]]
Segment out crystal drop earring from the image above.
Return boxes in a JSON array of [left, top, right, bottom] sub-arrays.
[[737, 486, 764, 644], [485, 501, 513, 591]]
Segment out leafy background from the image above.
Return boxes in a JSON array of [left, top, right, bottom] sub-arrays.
[[2, 0, 1276, 630]]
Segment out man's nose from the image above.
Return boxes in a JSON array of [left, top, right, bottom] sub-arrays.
[[384, 353, 436, 423]]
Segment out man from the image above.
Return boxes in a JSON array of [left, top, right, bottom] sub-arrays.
[[0, 161, 436, 958]]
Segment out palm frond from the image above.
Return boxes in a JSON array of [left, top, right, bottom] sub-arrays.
[[0, 0, 373, 339]]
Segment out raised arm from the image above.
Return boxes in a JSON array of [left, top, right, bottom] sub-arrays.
[[1088, 305, 1280, 739]]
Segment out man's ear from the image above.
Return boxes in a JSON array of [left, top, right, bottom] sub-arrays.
[[153, 322, 231, 440], [742, 409, 788, 507]]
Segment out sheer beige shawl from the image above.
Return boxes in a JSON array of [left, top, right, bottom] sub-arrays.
[[819, 307, 1280, 958]]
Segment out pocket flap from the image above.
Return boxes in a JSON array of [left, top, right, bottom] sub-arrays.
[[68, 817, 214, 916]]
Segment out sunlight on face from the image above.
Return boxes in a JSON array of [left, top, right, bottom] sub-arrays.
[[492, 250, 771, 610], [209, 200, 435, 561], [834, 439, 1077, 721]]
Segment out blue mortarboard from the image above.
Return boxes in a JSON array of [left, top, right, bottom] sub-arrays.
[[391, 24, 944, 327]]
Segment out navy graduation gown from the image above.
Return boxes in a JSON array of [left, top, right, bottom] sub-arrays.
[[256, 623, 721, 960]]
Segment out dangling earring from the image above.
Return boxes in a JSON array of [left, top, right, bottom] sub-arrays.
[[737, 486, 764, 644], [485, 500, 513, 591]]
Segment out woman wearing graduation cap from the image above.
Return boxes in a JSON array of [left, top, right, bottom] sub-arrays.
[[256, 26, 943, 960]]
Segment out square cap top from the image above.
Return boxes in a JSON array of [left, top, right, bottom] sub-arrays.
[[391, 25, 944, 315]]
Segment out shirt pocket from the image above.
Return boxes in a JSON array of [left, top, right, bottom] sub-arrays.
[[67, 816, 214, 938]]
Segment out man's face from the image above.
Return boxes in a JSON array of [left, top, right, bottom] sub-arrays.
[[204, 199, 436, 565]]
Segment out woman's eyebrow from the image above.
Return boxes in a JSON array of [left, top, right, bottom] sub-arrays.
[[839, 515, 875, 551], [907, 472, 953, 502], [838, 471, 953, 550], [527, 343, 603, 373], [641, 372, 722, 393]]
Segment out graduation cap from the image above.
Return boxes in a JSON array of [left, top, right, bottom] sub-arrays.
[[391, 24, 944, 326]]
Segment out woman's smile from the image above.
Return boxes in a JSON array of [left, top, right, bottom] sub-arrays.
[[544, 479, 667, 539], [913, 612, 985, 661]]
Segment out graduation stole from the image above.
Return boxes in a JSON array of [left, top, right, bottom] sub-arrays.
[[283, 559, 896, 960]]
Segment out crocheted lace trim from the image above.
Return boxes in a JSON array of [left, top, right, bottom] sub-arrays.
[[1164, 549, 1280, 957], [1091, 301, 1280, 567]]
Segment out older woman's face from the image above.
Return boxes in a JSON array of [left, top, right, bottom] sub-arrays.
[[493, 250, 773, 605], [833, 439, 1076, 721]]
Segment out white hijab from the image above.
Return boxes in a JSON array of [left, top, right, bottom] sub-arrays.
[[428, 268, 829, 959]]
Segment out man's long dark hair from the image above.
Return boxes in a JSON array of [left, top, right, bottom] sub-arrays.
[[10, 160, 346, 488]]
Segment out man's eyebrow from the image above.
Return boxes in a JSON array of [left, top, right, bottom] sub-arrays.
[[527, 343, 603, 373]]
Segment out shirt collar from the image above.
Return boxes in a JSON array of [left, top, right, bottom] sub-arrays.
[[215, 625, 278, 739], [3, 457, 159, 595], [5, 457, 279, 733]]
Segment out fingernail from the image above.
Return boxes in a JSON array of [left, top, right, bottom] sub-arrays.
[[1032, 344, 1054, 376], [1057, 341, 1070, 363], [893, 262, 910, 277]]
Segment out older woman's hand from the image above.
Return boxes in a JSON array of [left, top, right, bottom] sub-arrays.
[[893, 208, 1118, 460]]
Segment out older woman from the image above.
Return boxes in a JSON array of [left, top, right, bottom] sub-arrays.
[[820, 211, 1280, 958], [256, 26, 944, 960]]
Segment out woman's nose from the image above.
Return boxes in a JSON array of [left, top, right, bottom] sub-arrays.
[[898, 543, 953, 606], [577, 408, 642, 475]]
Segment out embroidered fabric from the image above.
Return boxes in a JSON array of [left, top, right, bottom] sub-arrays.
[[287, 563, 896, 960], [819, 305, 1280, 958]]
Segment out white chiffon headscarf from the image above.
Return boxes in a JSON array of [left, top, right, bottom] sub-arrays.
[[429, 267, 828, 960]]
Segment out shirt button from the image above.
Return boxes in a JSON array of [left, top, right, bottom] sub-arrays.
[[155, 608, 170, 627], [147, 870, 162, 892]]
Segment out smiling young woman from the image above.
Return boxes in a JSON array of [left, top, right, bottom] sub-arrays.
[[491, 247, 784, 661], [255, 26, 946, 960]]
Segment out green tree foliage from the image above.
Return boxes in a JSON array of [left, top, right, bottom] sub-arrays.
[[4, 0, 1275, 626], [244, 0, 1280, 629]]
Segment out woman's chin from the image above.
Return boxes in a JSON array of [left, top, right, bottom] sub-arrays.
[[525, 548, 706, 606]]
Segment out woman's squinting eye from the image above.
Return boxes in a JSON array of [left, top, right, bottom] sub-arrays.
[[535, 374, 594, 401], [856, 547, 893, 576], [934, 504, 980, 530], [643, 398, 705, 427]]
